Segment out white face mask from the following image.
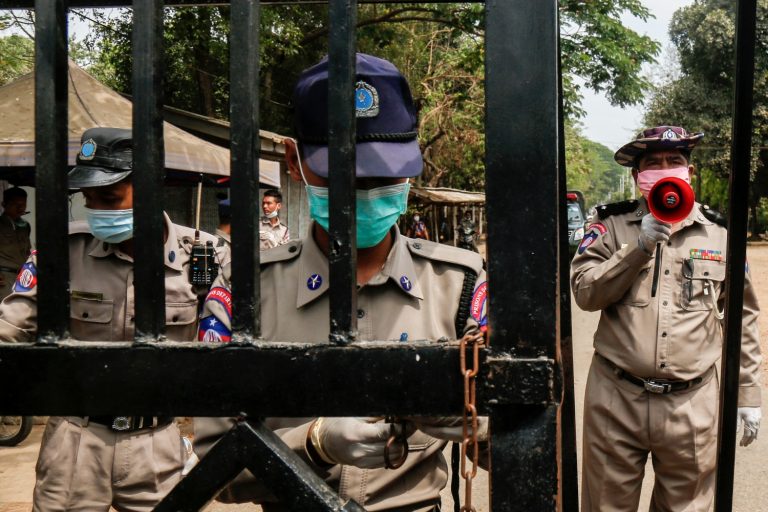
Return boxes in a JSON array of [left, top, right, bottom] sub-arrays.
[[413, 215, 420, 222], [265, 210, 279, 219]]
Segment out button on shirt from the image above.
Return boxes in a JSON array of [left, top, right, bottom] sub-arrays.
[[571, 200, 762, 406]]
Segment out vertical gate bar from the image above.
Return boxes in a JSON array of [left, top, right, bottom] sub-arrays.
[[34, 0, 70, 342], [229, 0, 261, 338], [486, 0, 560, 510], [327, 0, 358, 344], [556, 30, 579, 512], [132, 0, 166, 340], [714, 0, 757, 508]]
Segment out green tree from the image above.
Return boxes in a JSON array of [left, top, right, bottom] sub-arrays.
[[0, 34, 34, 87], [75, 3, 658, 191], [645, 0, 768, 235]]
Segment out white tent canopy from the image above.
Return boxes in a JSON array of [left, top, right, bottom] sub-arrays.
[[0, 61, 280, 187]]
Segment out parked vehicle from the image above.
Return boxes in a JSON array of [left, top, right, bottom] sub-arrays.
[[567, 191, 586, 257], [0, 416, 33, 446]]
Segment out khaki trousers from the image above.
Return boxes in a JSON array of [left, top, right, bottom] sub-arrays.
[[33, 416, 185, 512], [582, 354, 718, 512]]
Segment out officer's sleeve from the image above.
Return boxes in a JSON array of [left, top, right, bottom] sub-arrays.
[[0, 252, 38, 342], [570, 222, 654, 311], [736, 266, 762, 407], [197, 262, 233, 343]]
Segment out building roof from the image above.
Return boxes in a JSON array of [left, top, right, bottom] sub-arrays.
[[409, 186, 485, 205]]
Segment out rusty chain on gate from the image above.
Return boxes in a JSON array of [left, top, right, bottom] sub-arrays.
[[459, 330, 486, 512]]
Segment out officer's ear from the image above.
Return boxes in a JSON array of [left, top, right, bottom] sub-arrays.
[[284, 138, 302, 183]]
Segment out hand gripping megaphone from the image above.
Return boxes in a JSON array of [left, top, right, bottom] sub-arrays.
[[647, 176, 695, 297], [647, 176, 695, 223]]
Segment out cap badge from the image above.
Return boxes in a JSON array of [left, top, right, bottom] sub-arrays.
[[355, 81, 379, 118], [80, 138, 97, 160], [661, 129, 679, 140]]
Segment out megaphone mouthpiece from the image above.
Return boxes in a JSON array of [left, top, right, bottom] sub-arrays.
[[647, 176, 695, 224]]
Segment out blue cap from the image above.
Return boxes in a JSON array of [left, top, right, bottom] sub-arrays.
[[293, 53, 423, 178], [218, 198, 231, 220]]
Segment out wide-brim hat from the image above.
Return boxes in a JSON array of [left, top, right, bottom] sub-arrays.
[[614, 125, 704, 167], [293, 53, 423, 178], [68, 127, 133, 189]]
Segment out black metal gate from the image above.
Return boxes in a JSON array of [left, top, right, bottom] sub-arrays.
[[0, 0, 760, 510]]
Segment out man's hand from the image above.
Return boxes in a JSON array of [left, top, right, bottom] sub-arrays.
[[313, 417, 408, 469], [738, 407, 761, 447], [409, 416, 489, 443], [638, 214, 671, 254]]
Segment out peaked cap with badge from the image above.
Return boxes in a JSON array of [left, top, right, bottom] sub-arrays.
[[68, 127, 133, 189], [293, 53, 422, 178], [614, 125, 704, 167]]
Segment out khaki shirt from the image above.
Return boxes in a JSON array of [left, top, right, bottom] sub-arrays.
[[0, 213, 229, 343], [196, 226, 486, 511], [0, 214, 32, 298], [571, 199, 762, 406], [216, 228, 231, 249], [259, 217, 290, 250]]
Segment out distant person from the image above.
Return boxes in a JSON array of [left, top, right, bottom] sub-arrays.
[[406, 211, 430, 240], [216, 198, 231, 249], [0, 187, 32, 299], [259, 189, 290, 250], [438, 217, 452, 244]]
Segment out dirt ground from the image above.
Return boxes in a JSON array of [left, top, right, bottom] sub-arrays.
[[2, 243, 767, 511]]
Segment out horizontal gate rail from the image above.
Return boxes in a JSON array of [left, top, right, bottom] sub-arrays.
[[7, 0, 485, 8], [0, 343, 556, 415]]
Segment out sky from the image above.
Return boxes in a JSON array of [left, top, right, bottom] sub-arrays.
[[579, 0, 695, 151]]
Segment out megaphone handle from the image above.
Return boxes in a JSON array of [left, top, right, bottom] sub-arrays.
[[651, 242, 662, 297]]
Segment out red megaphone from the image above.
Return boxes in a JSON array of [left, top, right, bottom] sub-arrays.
[[647, 176, 695, 223]]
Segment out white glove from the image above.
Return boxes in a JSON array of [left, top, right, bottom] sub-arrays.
[[409, 416, 489, 443], [738, 407, 761, 447], [638, 214, 671, 254], [312, 417, 407, 469]]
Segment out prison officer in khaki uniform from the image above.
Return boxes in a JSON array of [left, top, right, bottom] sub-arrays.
[[195, 53, 488, 512], [0, 187, 32, 299], [0, 127, 228, 512], [259, 189, 290, 250], [571, 126, 762, 512]]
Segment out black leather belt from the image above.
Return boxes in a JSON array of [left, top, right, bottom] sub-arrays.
[[598, 354, 703, 394], [88, 415, 173, 432]]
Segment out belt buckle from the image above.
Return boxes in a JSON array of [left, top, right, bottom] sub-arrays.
[[644, 380, 671, 394], [111, 416, 132, 431]]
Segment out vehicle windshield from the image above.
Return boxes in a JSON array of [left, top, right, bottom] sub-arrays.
[[567, 203, 583, 223]]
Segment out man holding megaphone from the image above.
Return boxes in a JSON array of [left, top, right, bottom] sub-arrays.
[[571, 126, 762, 511]]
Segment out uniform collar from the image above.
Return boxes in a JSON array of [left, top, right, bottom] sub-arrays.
[[216, 228, 231, 243], [296, 224, 423, 309], [88, 212, 183, 270]]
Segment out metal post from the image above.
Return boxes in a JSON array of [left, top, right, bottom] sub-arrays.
[[230, 0, 261, 338], [715, 0, 758, 509], [132, 0, 166, 341], [486, 0, 560, 509], [327, 0, 358, 344], [34, 0, 69, 342]]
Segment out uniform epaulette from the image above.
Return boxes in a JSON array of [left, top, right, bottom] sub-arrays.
[[261, 239, 302, 265], [700, 204, 727, 228], [405, 238, 483, 276], [596, 200, 640, 220], [68, 220, 91, 235]]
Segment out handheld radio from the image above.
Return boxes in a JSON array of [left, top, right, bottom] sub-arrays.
[[189, 179, 219, 286]]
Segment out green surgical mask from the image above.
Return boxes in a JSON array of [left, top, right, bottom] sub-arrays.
[[306, 182, 410, 248]]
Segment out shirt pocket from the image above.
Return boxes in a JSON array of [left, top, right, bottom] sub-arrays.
[[165, 301, 199, 341], [618, 260, 654, 307], [680, 259, 726, 311], [69, 298, 114, 341]]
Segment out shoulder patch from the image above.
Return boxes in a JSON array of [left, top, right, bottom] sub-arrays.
[[577, 224, 606, 255], [261, 239, 302, 265], [596, 200, 639, 220], [406, 238, 483, 275], [700, 205, 727, 228]]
